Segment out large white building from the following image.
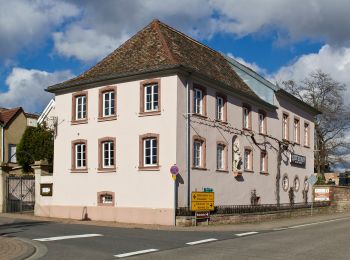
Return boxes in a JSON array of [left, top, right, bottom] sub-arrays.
[[36, 20, 319, 225]]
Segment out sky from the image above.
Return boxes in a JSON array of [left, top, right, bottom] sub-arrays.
[[1, 0, 350, 114]]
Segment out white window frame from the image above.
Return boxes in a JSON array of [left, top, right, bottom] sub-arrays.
[[304, 123, 310, 146], [294, 118, 300, 143], [282, 114, 289, 140], [143, 138, 158, 166], [259, 112, 265, 134], [9, 144, 17, 163], [194, 88, 203, 114], [75, 95, 86, 120], [102, 141, 114, 168], [216, 96, 224, 121], [103, 91, 115, 117], [144, 84, 159, 112], [217, 144, 225, 170], [193, 140, 202, 167], [243, 106, 250, 129], [75, 143, 86, 169], [244, 149, 252, 171]]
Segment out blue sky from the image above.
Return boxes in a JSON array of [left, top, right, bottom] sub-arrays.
[[1, 0, 350, 114]]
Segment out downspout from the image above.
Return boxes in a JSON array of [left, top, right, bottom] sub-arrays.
[[186, 76, 191, 208], [1, 125, 4, 163]]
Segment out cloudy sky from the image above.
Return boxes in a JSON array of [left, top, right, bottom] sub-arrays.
[[1, 0, 350, 113]]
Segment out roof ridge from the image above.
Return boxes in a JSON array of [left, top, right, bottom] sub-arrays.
[[152, 20, 177, 64], [156, 20, 221, 58]]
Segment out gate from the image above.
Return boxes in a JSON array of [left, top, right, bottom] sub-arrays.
[[6, 175, 35, 213]]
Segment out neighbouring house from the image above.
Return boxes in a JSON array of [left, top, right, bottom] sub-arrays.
[[38, 20, 320, 225], [38, 98, 56, 129], [0, 107, 38, 167]]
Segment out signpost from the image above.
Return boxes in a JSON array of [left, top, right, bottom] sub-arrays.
[[307, 174, 318, 215], [191, 191, 214, 225], [170, 165, 179, 226]]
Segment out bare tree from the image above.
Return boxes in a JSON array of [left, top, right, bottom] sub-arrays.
[[282, 70, 350, 178]]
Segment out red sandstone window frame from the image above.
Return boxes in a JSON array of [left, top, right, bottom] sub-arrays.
[[258, 110, 267, 135], [193, 84, 207, 117], [216, 141, 228, 172], [304, 122, 310, 147], [293, 117, 300, 144], [282, 112, 289, 141], [216, 94, 227, 122], [192, 135, 206, 170], [243, 147, 253, 172], [71, 139, 88, 173], [139, 79, 161, 116], [98, 137, 116, 172], [97, 191, 115, 206], [71, 91, 88, 124], [139, 133, 160, 170], [260, 151, 268, 174], [242, 104, 252, 130], [98, 85, 117, 121]]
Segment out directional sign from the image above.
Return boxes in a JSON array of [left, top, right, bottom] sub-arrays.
[[191, 192, 214, 211], [195, 211, 210, 219], [307, 175, 317, 185]]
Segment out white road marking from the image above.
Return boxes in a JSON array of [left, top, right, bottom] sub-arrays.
[[33, 234, 103, 242], [273, 227, 288, 231], [288, 217, 350, 229], [114, 249, 159, 258], [235, 231, 259, 237], [186, 238, 218, 245]]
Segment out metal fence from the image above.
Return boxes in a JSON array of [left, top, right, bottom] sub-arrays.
[[176, 201, 331, 216], [6, 175, 35, 213]]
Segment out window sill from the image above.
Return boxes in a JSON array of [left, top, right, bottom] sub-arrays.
[[71, 119, 88, 125], [97, 203, 114, 207], [70, 168, 88, 173], [216, 169, 229, 173], [98, 116, 117, 122], [97, 167, 117, 173], [282, 138, 290, 143], [304, 145, 310, 148], [139, 111, 161, 117], [192, 167, 208, 171], [215, 119, 228, 124], [243, 127, 252, 131], [259, 132, 268, 136], [244, 169, 254, 173], [192, 113, 207, 119], [138, 166, 160, 171], [260, 171, 269, 175], [293, 142, 300, 146]]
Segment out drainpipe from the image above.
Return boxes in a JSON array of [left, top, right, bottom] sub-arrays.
[[186, 77, 191, 208], [1, 125, 4, 163]]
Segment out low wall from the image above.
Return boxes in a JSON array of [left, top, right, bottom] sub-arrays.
[[176, 206, 339, 226]]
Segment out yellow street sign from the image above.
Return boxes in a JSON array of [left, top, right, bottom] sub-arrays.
[[192, 192, 214, 202], [191, 201, 214, 211], [191, 192, 214, 211]]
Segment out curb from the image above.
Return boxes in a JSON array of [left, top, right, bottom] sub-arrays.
[[15, 237, 48, 260]]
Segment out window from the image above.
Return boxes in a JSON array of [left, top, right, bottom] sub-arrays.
[[193, 136, 206, 169], [71, 139, 87, 172], [216, 143, 227, 170], [216, 95, 226, 121], [97, 191, 115, 206], [294, 176, 300, 192], [8, 144, 16, 163], [244, 148, 253, 171], [139, 134, 159, 169], [193, 85, 206, 116], [282, 113, 289, 140], [72, 92, 88, 123], [99, 86, 117, 120], [258, 111, 266, 134], [260, 151, 268, 173], [98, 137, 116, 171], [304, 122, 310, 147], [282, 175, 289, 191], [243, 105, 251, 130], [294, 118, 300, 144], [140, 79, 161, 115]]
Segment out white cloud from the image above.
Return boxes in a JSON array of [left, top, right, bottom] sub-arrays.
[[227, 53, 267, 75], [271, 44, 350, 102], [0, 0, 79, 60], [0, 68, 74, 113]]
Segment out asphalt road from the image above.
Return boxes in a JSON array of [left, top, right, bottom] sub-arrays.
[[1, 215, 350, 259]]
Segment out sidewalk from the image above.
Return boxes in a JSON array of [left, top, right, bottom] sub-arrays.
[[1, 211, 350, 232], [0, 236, 35, 260]]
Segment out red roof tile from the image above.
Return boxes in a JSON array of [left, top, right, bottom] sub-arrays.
[[0, 107, 22, 127]]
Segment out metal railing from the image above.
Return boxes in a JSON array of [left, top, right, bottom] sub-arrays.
[[176, 201, 331, 216]]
